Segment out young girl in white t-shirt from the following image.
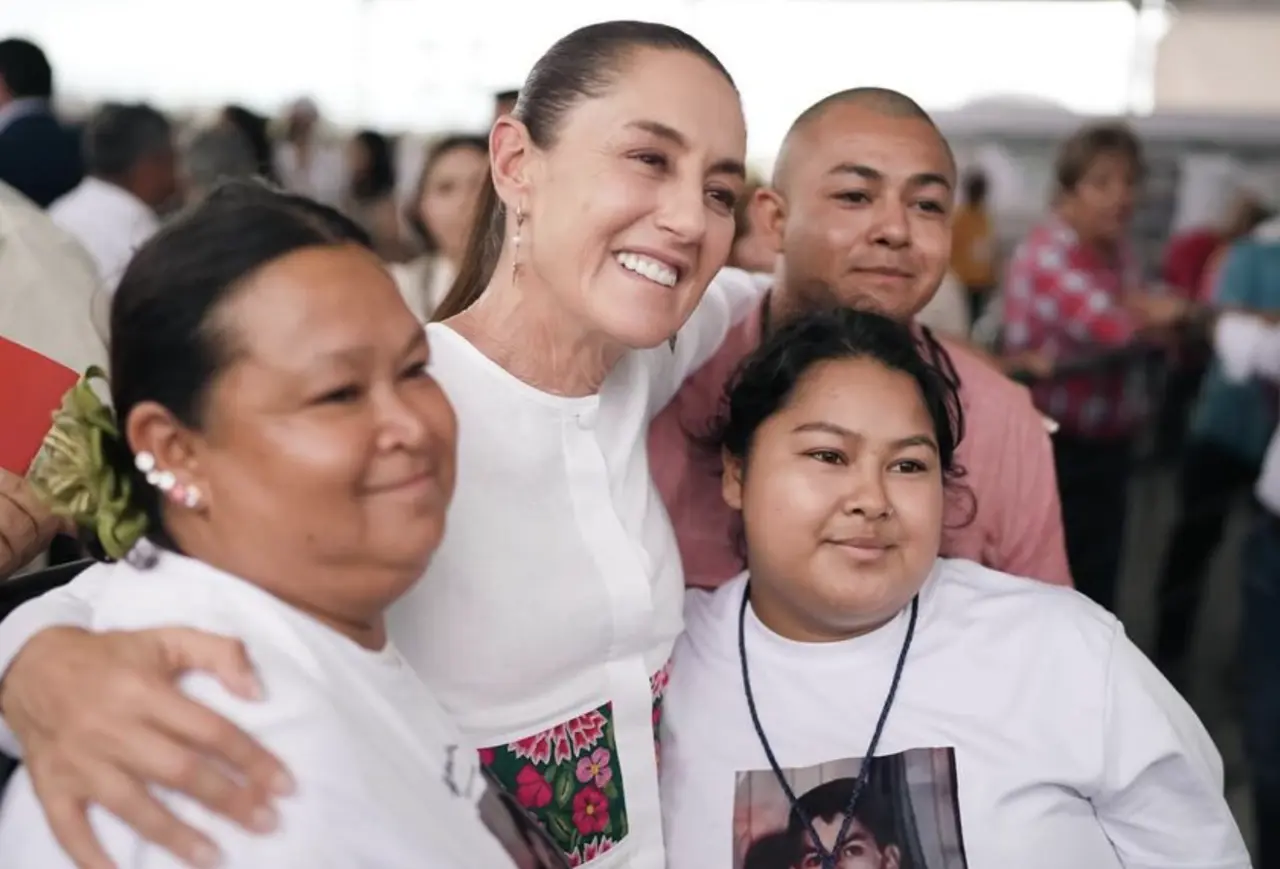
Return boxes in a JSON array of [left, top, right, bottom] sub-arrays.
[[659, 307, 1250, 869]]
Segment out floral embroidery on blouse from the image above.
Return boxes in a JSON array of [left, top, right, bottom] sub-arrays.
[[479, 660, 672, 866]]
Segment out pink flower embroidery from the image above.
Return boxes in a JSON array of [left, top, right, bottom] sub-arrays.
[[574, 748, 613, 788], [565, 710, 608, 754], [509, 729, 554, 765], [514, 764, 552, 809], [650, 660, 671, 700], [477, 747, 496, 767], [583, 836, 615, 861], [571, 786, 610, 835], [567, 850, 584, 868]]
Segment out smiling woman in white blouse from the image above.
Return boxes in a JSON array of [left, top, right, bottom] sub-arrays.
[[0, 20, 757, 869], [659, 307, 1249, 869]]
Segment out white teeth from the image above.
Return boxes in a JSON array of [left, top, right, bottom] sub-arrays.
[[615, 252, 678, 288]]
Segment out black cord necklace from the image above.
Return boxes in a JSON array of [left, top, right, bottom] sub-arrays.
[[738, 586, 918, 869]]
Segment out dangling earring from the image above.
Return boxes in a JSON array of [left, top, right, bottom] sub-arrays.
[[511, 205, 525, 281], [135, 450, 203, 509]]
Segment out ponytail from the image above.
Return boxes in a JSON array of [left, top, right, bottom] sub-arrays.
[[432, 172, 505, 321]]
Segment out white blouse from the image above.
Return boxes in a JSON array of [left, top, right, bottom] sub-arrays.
[[0, 269, 766, 869]]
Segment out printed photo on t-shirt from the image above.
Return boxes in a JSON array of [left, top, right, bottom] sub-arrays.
[[732, 747, 968, 869], [477, 768, 573, 869]]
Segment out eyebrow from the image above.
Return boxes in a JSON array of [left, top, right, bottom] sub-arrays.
[[793, 421, 939, 453], [826, 162, 953, 191], [626, 119, 746, 180]]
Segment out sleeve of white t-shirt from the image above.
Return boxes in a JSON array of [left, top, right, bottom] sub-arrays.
[[82, 671, 463, 869], [1093, 630, 1251, 868], [0, 564, 114, 757], [655, 267, 770, 407], [1215, 311, 1280, 383]]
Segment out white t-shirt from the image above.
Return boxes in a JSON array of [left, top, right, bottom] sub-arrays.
[[660, 559, 1249, 869], [1215, 312, 1280, 516], [0, 552, 521, 869], [49, 177, 159, 294]]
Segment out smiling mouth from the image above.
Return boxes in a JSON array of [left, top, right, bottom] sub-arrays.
[[827, 538, 894, 562], [615, 251, 680, 288], [855, 267, 914, 280], [366, 469, 436, 496]]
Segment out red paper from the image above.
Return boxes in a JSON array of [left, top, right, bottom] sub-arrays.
[[0, 335, 79, 474]]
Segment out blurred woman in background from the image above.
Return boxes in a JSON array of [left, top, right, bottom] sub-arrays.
[[344, 129, 407, 261], [392, 134, 488, 321]]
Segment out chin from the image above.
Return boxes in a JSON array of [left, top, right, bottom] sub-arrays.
[[598, 308, 684, 350], [590, 281, 693, 349]]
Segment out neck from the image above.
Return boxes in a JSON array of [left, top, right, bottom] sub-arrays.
[[749, 581, 897, 644], [174, 529, 400, 651], [96, 174, 150, 209], [1055, 205, 1116, 254], [446, 255, 623, 397]]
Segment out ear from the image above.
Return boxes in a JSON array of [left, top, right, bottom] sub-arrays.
[[884, 844, 902, 869], [721, 447, 745, 512], [124, 401, 210, 511], [753, 187, 788, 251], [489, 115, 534, 212]]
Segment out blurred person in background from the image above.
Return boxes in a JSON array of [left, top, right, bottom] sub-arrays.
[[1213, 311, 1280, 869], [181, 126, 257, 203], [1002, 122, 1190, 613], [951, 168, 996, 323], [50, 103, 178, 295], [218, 105, 277, 186], [392, 135, 488, 321], [0, 38, 81, 208], [274, 97, 345, 207], [1154, 207, 1280, 693], [343, 129, 407, 261], [1154, 178, 1274, 464], [0, 178, 104, 581], [726, 174, 779, 274]]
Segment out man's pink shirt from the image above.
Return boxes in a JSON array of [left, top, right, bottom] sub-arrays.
[[648, 291, 1073, 589]]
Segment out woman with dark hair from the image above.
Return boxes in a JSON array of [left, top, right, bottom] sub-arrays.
[[659, 308, 1247, 869], [344, 129, 405, 260], [391, 134, 488, 320], [0, 20, 759, 869], [0, 182, 518, 867], [218, 105, 277, 185]]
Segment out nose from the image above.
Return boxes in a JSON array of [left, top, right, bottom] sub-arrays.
[[375, 387, 430, 453], [869, 197, 910, 250], [655, 174, 707, 243], [840, 464, 892, 520]]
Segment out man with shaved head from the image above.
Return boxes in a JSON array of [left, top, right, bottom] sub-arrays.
[[649, 87, 1072, 588]]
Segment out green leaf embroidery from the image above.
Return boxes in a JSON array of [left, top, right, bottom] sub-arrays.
[[548, 811, 575, 845], [554, 764, 576, 808], [604, 780, 619, 801]]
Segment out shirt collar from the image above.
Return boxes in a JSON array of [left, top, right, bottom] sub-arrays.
[[0, 97, 49, 134]]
